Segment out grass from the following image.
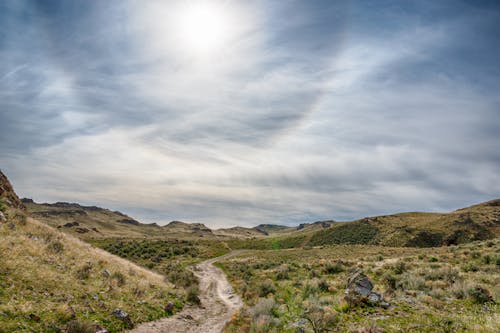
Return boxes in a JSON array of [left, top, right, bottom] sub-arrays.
[[218, 240, 500, 333], [0, 208, 184, 333]]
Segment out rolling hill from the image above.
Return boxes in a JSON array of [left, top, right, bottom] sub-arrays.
[[24, 194, 500, 249], [0, 170, 184, 333]]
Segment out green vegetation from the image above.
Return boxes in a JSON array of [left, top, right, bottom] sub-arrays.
[[219, 241, 499, 333], [309, 221, 379, 246], [90, 238, 228, 286]]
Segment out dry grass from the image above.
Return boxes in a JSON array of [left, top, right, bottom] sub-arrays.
[[220, 240, 500, 333], [0, 212, 183, 333]]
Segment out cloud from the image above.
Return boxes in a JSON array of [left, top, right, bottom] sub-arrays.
[[1, 0, 500, 228]]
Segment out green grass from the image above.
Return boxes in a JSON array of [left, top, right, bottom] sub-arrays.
[[218, 240, 500, 333], [309, 221, 379, 246]]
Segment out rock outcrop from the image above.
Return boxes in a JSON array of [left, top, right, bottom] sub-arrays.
[[0, 169, 25, 211], [344, 270, 390, 308]]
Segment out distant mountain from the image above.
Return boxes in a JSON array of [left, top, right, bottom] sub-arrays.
[[253, 224, 295, 235], [23, 200, 222, 239], [21, 190, 500, 247]]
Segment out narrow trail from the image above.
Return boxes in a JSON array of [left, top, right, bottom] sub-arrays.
[[126, 251, 244, 333]]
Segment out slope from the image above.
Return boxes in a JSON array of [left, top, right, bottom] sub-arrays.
[[0, 170, 184, 333]]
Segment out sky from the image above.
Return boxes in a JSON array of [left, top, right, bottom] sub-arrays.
[[1, 0, 500, 228]]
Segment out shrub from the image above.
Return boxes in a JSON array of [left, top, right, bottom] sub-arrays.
[[66, 319, 94, 333], [76, 262, 93, 280], [468, 286, 494, 304], [318, 279, 330, 292], [461, 263, 478, 272], [392, 261, 407, 275], [323, 263, 344, 275], [382, 273, 399, 291], [186, 286, 201, 305], [112, 272, 127, 287], [165, 264, 198, 288], [398, 273, 427, 291], [425, 267, 460, 283], [303, 282, 320, 299], [258, 280, 276, 297], [250, 297, 277, 319], [276, 265, 290, 280], [47, 240, 65, 254], [303, 299, 339, 333]]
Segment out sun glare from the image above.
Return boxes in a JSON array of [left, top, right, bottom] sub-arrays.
[[177, 2, 231, 54]]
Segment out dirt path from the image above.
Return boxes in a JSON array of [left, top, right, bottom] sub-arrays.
[[126, 251, 244, 333]]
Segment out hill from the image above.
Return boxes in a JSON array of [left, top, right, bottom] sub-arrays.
[[308, 199, 500, 247], [23, 199, 216, 239], [228, 200, 500, 250], [23, 194, 500, 248], [0, 170, 184, 333]]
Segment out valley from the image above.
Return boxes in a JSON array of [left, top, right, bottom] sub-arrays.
[[1, 170, 499, 333]]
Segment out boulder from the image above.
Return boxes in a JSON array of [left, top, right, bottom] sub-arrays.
[[112, 308, 133, 328], [345, 270, 390, 308]]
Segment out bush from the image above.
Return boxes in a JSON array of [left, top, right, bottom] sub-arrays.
[[382, 273, 399, 290], [392, 261, 407, 275], [276, 265, 290, 280], [186, 286, 201, 305], [303, 299, 339, 333], [398, 273, 427, 291], [250, 297, 277, 319], [47, 240, 65, 253], [468, 287, 494, 304], [323, 263, 344, 275], [258, 280, 276, 297], [318, 279, 330, 292], [112, 272, 127, 287], [66, 319, 94, 333], [165, 264, 198, 288], [76, 262, 93, 280], [461, 263, 478, 272], [303, 282, 320, 299]]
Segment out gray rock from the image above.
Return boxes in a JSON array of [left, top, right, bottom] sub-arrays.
[[380, 301, 391, 309], [347, 271, 373, 297], [103, 269, 111, 277], [345, 271, 389, 308], [368, 292, 382, 304], [112, 308, 128, 319], [112, 309, 133, 328], [165, 301, 175, 313], [0, 211, 6, 222]]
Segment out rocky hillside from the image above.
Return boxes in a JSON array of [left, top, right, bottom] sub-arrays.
[[0, 170, 184, 333], [0, 170, 25, 211], [23, 199, 216, 239]]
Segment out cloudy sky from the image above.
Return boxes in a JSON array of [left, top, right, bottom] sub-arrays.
[[1, 0, 499, 228]]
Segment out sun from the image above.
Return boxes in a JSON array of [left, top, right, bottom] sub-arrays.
[[176, 1, 231, 54]]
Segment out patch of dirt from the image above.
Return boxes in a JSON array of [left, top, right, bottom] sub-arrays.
[[126, 251, 244, 333]]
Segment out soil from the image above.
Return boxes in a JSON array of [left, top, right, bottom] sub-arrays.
[[126, 251, 244, 333]]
